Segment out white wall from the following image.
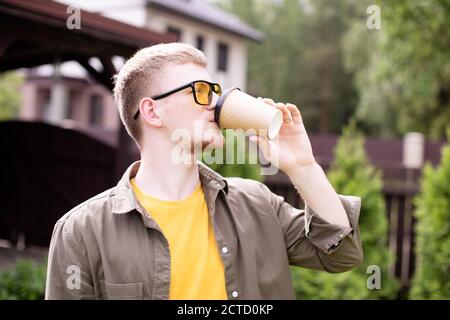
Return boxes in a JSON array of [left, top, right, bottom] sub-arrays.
[[146, 7, 248, 91], [55, 0, 147, 27]]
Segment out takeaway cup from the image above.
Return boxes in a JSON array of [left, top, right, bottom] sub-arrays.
[[214, 87, 283, 140]]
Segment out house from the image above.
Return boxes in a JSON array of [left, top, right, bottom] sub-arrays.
[[19, 0, 263, 143]]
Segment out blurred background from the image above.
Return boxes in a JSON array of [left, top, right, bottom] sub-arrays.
[[0, 0, 448, 300]]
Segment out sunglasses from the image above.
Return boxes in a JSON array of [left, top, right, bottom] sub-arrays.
[[133, 80, 222, 120]]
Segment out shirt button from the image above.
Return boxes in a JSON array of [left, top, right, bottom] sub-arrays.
[[232, 291, 239, 298], [339, 234, 344, 238], [222, 246, 228, 254]]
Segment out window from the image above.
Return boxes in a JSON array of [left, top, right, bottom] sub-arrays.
[[167, 26, 181, 41], [217, 42, 228, 72], [89, 94, 103, 126], [196, 35, 204, 52]]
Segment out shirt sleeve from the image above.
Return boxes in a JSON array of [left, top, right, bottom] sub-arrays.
[[267, 187, 364, 273], [45, 219, 95, 299]]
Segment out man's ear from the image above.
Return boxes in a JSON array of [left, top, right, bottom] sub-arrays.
[[138, 97, 163, 128]]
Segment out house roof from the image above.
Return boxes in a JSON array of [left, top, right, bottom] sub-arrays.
[[0, 0, 174, 53], [147, 0, 264, 42], [0, 0, 175, 88]]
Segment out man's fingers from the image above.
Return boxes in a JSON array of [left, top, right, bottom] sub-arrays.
[[257, 98, 300, 123], [264, 98, 276, 106], [286, 103, 302, 123], [257, 97, 276, 106]]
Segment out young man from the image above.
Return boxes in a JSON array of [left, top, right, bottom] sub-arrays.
[[45, 43, 363, 300]]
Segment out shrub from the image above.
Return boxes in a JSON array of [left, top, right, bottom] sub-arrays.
[[0, 259, 47, 300], [410, 128, 450, 299]]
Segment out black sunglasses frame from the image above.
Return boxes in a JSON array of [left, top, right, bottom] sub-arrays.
[[133, 80, 222, 120]]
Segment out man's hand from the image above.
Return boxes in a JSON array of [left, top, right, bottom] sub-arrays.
[[250, 97, 350, 228], [249, 98, 316, 175]]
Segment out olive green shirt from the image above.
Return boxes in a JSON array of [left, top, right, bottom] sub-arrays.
[[45, 160, 363, 300]]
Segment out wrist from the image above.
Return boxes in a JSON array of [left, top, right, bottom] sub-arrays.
[[284, 159, 320, 177]]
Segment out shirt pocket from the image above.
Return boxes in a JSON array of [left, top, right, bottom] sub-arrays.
[[100, 280, 144, 300]]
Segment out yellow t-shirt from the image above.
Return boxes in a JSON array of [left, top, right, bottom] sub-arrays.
[[130, 178, 228, 300]]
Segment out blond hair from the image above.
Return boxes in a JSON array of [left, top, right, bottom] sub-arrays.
[[113, 42, 207, 145]]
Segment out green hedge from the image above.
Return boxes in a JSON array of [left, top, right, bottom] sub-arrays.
[[410, 128, 450, 299], [0, 259, 47, 300]]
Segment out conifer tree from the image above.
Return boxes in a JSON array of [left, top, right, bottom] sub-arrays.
[[410, 128, 450, 299]]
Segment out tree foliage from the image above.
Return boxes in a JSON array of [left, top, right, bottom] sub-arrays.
[[217, 0, 357, 134], [411, 127, 450, 299], [344, 0, 450, 139], [0, 260, 46, 300], [0, 71, 22, 120], [218, 0, 450, 139]]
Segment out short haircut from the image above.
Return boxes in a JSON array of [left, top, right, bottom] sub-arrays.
[[113, 42, 207, 145]]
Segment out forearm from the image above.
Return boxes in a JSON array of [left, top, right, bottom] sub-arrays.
[[285, 162, 350, 228]]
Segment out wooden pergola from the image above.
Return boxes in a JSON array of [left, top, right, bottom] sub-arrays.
[[0, 0, 176, 178]]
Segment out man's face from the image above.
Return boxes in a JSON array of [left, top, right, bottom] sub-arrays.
[[148, 63, 225, 153]]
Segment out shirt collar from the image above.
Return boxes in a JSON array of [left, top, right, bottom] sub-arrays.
[[112, 160, 228, 214]]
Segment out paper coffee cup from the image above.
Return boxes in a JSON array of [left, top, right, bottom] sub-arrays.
[[214, 88, 283, 140]]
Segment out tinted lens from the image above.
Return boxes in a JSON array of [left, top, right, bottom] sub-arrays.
[[194, 81, 211, 105], [213, 83, 222, 95]]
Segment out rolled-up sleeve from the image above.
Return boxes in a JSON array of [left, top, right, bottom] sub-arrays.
[[302, 195, 364, 272], [268, 188, 364, 273]]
